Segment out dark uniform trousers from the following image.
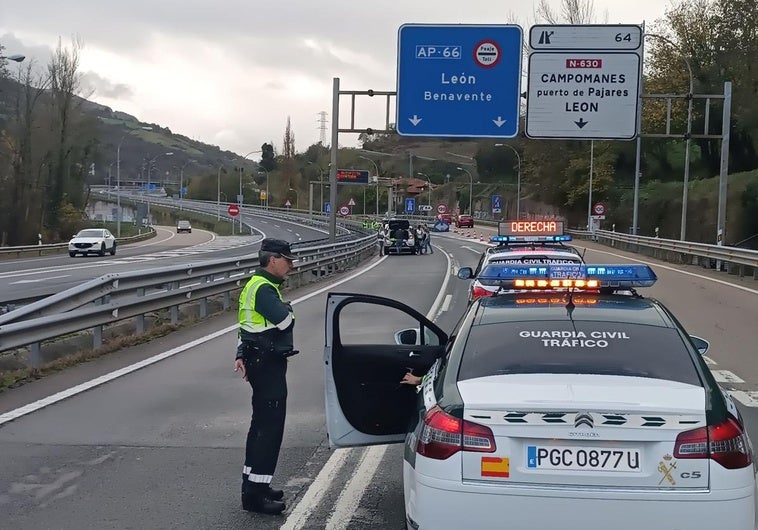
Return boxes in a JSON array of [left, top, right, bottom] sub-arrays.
[[242, 343, 288, 489]]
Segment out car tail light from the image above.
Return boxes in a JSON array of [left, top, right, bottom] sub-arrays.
[[417, 406, 495, 460], [674, 416, 752, 469], [471, 285, 494, 300]]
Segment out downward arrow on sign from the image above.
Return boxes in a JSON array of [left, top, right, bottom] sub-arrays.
[[408, 115, 422, 126], [493, 116, 506, 127], [575, 118, 588, 128]]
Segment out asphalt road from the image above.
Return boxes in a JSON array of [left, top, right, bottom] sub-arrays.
[[0, 229, 756, 529], [0, 210, 329, 304]]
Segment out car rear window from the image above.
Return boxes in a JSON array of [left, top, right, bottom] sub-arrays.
[[77, 230, 103, 237], [458, 321, 701, 385]]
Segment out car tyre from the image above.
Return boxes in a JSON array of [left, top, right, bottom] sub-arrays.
[[99, 243, 106, 257], [69, 251, 76, 257], [110, 243, 117, 256]]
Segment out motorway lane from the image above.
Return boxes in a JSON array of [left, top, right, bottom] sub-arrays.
[[1, 232, 757, 528], [0, 246, 453, 529], [0, 214, 329, 304]]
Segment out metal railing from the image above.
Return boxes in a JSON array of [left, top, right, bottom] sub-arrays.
[[0, 223, 377, 364], [569, 229, 758, 278]]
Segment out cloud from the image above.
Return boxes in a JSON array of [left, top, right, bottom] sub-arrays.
[[80, 71, 134, 99]]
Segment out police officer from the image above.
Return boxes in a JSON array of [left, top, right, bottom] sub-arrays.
[[234, 238, 298, 515]]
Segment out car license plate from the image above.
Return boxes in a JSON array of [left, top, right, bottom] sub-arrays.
[[527, 445, 641, 472]]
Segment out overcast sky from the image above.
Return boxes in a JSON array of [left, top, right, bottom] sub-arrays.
[[1, 1, 671, 156]]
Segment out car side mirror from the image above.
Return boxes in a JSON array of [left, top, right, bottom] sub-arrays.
[[395, 329, 418, 345], [457, 267, 473, 280], [690, 336, 709, 355]]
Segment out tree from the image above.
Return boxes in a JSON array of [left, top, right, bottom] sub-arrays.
[[260, 142, 276, 171], [535, 0, 607, 24]]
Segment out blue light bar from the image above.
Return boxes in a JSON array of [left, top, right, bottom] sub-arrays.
[[477, 264, 657, 288], [490, 235, 573, 244]]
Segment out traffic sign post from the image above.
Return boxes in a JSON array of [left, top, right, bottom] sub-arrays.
[[419, 204, 433, 212], [405, 197, 416, 213], [436, 204, 448, 215], [396, 24, 523, 138], [592, 202, 606, 216], [338, 205, 350, 217], [491, 194, 502, 214], [525, 24, 642, 140], [228, 204, 240, 217]]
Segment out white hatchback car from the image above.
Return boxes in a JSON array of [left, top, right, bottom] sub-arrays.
[[68, 228, 117, 257], [324, 264, 757, 530]]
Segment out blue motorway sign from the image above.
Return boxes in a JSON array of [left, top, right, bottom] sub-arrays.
[[396, 24, 522, 138], [325, 202, 330, 213], [405, 197, 416, 213], [492, 194, 502, 213]]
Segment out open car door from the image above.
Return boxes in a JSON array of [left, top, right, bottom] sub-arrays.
[[325, 293, 448, 447]]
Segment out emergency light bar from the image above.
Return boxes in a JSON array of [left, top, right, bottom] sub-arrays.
[[477, 264, 657, 289], [490, 235, 573, 244]]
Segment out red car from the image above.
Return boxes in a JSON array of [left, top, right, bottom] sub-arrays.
[[439, 214, 453, 224], [456, 215, 474, 228]]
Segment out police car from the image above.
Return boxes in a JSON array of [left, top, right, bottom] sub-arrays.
[[324, 265, 756, 530], [463, 220, 583, 301]]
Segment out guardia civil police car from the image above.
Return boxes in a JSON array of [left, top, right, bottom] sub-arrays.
[[324, 264, 756, 530], [463, 220, 583, 301]]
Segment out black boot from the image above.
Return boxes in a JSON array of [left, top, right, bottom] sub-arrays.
[[265, 486, 284, 501], [242, 483, 286, 515]]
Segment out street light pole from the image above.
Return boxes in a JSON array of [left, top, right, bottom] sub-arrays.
[[115, 126, 153, 237], [217, 164, 223, 220], [494, 143, 522, 219], [359, 156, 380, 216], [456, 167, 473, 214], [145, 151, 173, 223], [632, 32, 694, 239], [308, 161, 326, 213]]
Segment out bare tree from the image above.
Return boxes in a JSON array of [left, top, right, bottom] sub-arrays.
[[535, 0, 607, 24], [46, 36, 84, 221]]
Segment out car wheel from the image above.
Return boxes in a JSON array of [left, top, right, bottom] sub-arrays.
[[69, 251, 76, 257], [99, 243, 106, 257], [110, 243, 117, 256]]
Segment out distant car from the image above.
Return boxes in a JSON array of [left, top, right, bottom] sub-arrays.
[[456, 215, 474, 228], [383, 219, 416, 255], [68, 228, 117, 257], [439, 214, 453, 224], [177, 220, 192, 233]]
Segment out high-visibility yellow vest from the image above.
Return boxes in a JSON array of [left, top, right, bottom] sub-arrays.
[[238, 275, 281, 333]]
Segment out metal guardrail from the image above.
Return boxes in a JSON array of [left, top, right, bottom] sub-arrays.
[[0, 228, 377, 363], [0, 228, 157, 258], [568, 229, 758, 277]]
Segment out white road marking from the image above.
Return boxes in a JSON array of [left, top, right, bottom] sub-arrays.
[[295, 247, 455, 529], [440, 294, 452, 313], [0, 255, 390, 427], [712, 370, 745, 384], [728, 391, 758, 407], [325, 445, 385, 530], [9, 275, 71, 285], [279, 448, 352, 530], [462, 246, 481, 253], [703, 356, 717, 366], [583, 246, 758, 296]]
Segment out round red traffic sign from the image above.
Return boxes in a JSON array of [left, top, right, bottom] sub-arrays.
[[436, 204, 448, 214], [593, 202, 606, 216], [338, 205, 350, 216], [473, 40, 501, 69], [228, 204, 240, 217]]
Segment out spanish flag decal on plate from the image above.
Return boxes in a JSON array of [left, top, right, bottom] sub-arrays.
[[481, 456, 510, 478]]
